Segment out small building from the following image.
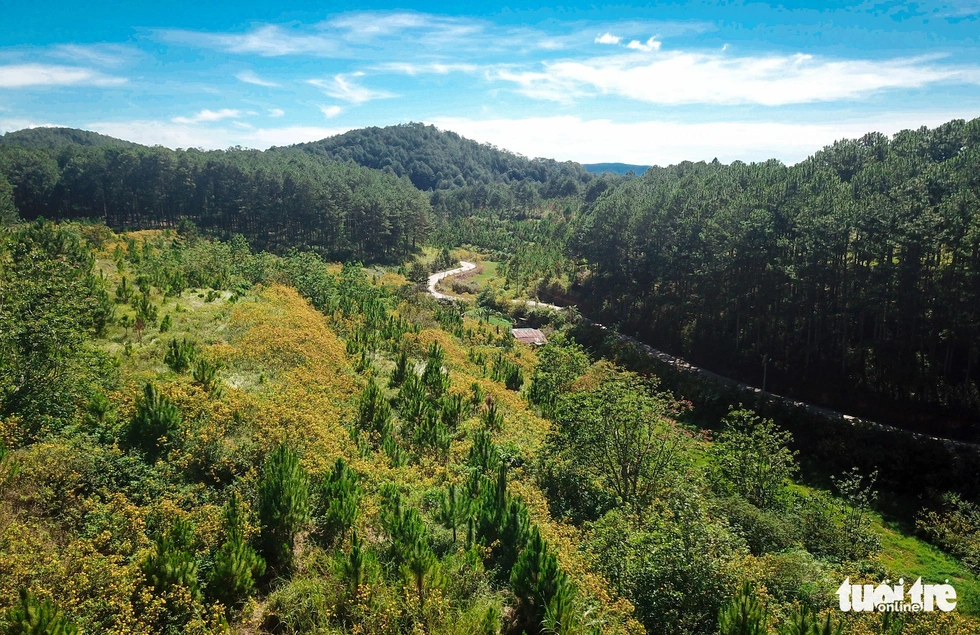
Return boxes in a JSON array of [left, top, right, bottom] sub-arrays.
[[512, 328, 548, 346]]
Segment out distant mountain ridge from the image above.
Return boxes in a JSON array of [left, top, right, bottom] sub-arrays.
[[583, 162, 651, 175], [0, 124, 635, 190], [283, 122, 589, 191], [0, 126, 141, 150]]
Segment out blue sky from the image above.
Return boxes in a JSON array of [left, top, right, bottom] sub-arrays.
[[3, 1, 980, 165]]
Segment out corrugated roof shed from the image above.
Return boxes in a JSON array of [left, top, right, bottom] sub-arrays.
[[512, 328, 547, 346]]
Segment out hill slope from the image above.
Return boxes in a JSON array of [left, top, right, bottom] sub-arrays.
[[285, 122, 589, 190], [0, 126, 140, 149]]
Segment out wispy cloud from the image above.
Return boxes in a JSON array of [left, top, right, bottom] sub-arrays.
[[308, 72, 395, 104], [0, 63, 126, 88], [326, 12, 481, 41], [51, 44, 136, 68], [159, 12, 704, 62], [374, 62, 479, 75], [236, 70, 280, 87], [493, 52, 979, 106], [319, 105, 343, 118], [595, 33, 621, 45], [163, 25, 340, 57], [269, 108, 285, 117], [171, 108, 242, 124], [87, 119, 349, 150], [627, 37, 661, 52]]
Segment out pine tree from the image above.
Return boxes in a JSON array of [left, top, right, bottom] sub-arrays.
[[141, 517, 202, 603], [209, 492, 266, 613], [3, 589, 79, 635], [125, 383, 182, 459], [718, 582, 768, 635], [481, 398, 503, 431], [192, 357, 222, 395], [440, 393, 466, 431], [164, 338, 198, 373], [314, 458, 361, 546], [436, 482, 470, 544], [358, 381, 392, 436], [467, 430, 501, 474], [421, 341, 449, 398], [344, 531, 368, 597], [511, 527, 575, 634], [778, 606, 844, 635], [390, 349, 410, 388], [257, 443, 310, 574]]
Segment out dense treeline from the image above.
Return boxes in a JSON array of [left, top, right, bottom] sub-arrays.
[[286, 122, 591, 192], [0, 126, 139, 150], [575, 119, 980, 434], [0, 142, 431, 262]]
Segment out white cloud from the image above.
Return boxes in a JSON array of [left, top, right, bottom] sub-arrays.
[[269, 108, 285, 117], [627, 37, 661, 52], [326, 12, 481, 41], [51, 44, 136, 68], [163, 25, 339, 57], [319, 105, 343, 118], [493, 52, 979, 106], [236, 70, 280, 87], [0, 118, 56, 133], [374, 62, 479, 75], [428, 112, 980, 165], [0, 64, 126, 88], [86, 119, 350, 150], [595, 33, 622, 45], [308, 73, 395, 104], [171, 108, 242, 124]]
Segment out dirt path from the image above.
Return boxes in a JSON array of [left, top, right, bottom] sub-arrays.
[[429, 260, 563, 311], [427, 260, 477, 300]]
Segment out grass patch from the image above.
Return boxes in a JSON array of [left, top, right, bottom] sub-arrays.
[[876, 518, 980, 615], [469, 260, 501, 287]]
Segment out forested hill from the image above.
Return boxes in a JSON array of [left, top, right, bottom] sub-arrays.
[[0, 138, 431, 262], [575, 117, 980, 434], [284, 122, 590, 191], [0, 126, 140, 149]]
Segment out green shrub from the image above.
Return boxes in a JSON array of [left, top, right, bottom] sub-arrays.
[[711, 409, 798, 510], [916, 492, 980, 575], [714, 495, 801, 555]]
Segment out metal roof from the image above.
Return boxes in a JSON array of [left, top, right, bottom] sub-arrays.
[[512, 328, 547, 345]]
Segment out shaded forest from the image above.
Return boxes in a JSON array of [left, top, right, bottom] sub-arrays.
[[574, 119, 980, 435]]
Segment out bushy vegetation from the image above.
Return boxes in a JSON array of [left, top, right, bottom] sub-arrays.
[[4, 117, 980, 635]]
